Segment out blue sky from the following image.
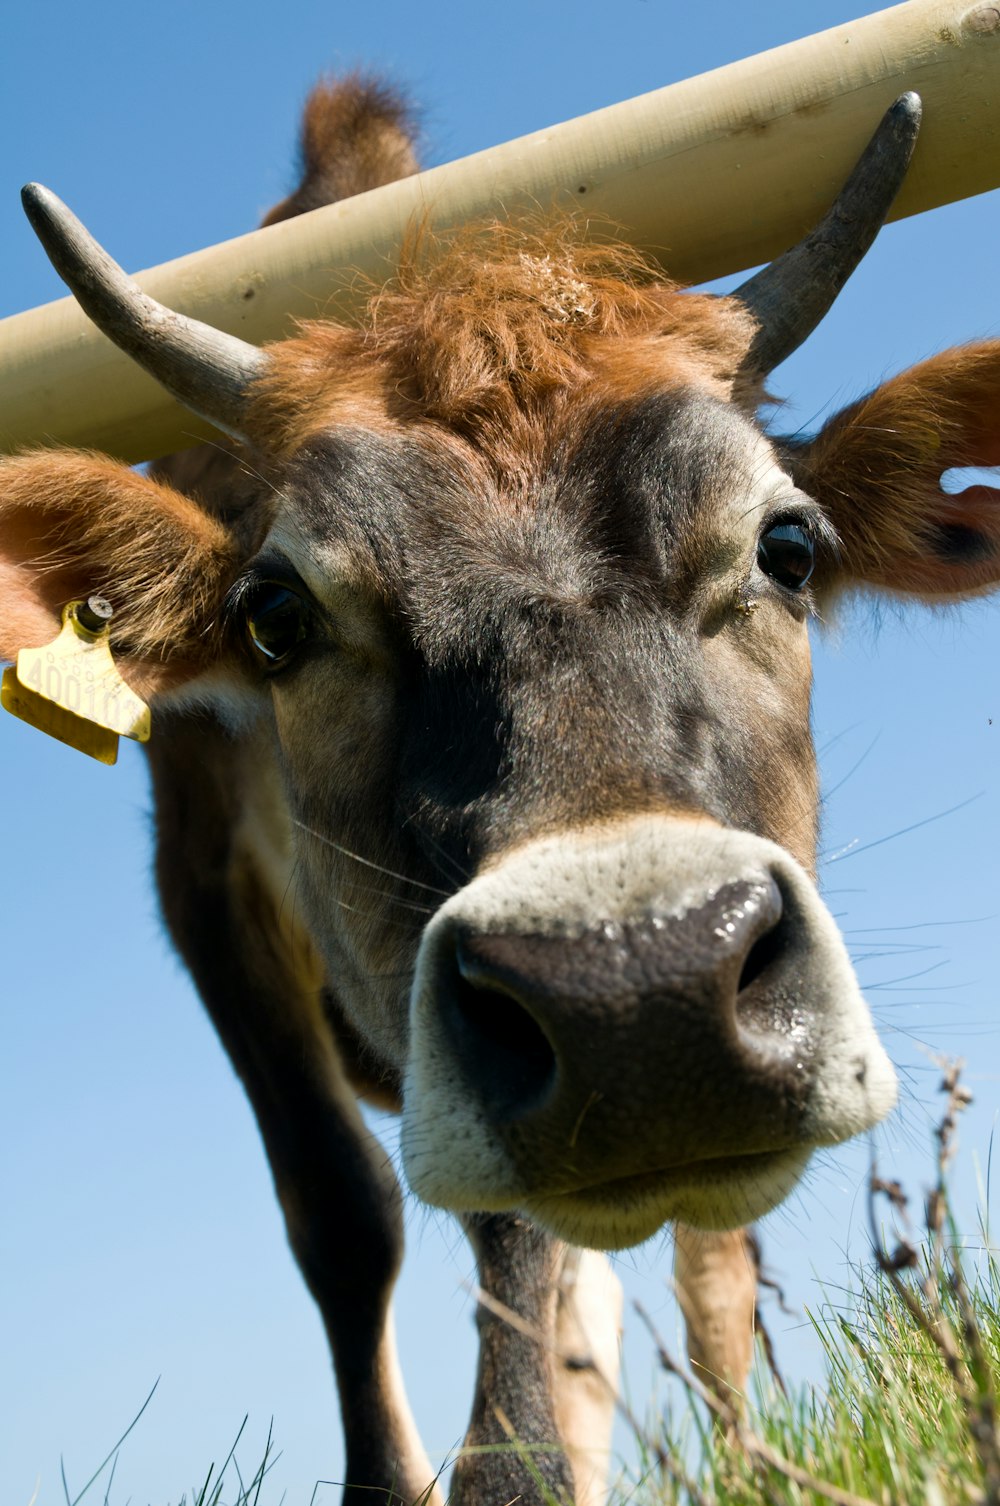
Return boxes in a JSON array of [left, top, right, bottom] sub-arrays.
[[2, 1, 999, 1501]]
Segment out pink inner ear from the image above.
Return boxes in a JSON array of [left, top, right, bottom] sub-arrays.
[[0, 562, 67, 662], [0, 502, 87, 663]]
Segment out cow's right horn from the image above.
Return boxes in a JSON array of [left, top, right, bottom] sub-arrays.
[[734, 92, 922, 377], [22, 183, 267, 444]]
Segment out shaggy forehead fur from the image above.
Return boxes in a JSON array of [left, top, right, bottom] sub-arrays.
[[248, 220, 762, 463], [237, 232, 803, 861]]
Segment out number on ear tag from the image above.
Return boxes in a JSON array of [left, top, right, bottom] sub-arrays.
[[0, 599, 151, 765]]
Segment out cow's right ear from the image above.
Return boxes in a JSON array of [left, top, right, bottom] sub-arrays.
[[0, 450, 241, 699], [788, 341, 1000, 602]]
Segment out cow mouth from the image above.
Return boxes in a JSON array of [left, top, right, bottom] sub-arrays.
[[521, 1145, 811, 1249]]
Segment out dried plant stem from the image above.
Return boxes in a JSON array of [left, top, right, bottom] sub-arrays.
[[870, 1059, 1000, 1506]]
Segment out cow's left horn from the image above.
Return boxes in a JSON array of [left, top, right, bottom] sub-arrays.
[[734, 92, 921, 376], [22, 183, 267, 442]]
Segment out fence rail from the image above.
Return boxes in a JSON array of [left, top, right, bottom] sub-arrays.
[[2, 0, 999, 461]]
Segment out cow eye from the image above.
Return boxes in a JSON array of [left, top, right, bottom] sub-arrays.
[[756, 522, 816, 591], [246, 583, 311, 667]]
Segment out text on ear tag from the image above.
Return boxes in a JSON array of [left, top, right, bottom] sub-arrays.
[[0, 597, 151, 766]]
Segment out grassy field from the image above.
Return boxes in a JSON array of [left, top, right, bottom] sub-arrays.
[[626, 1231, 1000, 1505], [621, 1063, 1000, 1506], [57, 1066, 999, 1506]]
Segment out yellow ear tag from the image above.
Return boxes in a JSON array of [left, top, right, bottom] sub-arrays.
[[0, 597, 151, 765]]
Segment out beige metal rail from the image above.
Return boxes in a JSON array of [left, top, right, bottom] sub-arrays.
[[2, 0, 1000, 461]]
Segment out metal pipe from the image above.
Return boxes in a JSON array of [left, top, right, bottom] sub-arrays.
[[2, 0, 999, 462]]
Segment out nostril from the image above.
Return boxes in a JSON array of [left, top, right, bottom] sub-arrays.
[[732, 885, 811, 1076], [450, 946, 557, 1121], [708, 874, 785, 997], [737, 916, 786, 993]]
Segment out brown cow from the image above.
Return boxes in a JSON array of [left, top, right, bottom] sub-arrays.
[[4, 78, 1000, 1504]]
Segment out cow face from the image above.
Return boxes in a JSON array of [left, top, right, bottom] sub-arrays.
[[5, 130, 1000, 1249], [206, 365, 885, 1247]]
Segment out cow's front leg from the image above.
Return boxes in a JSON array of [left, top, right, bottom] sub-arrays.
[[149, 720, 439, 1506], [451, 1214, 576, 1505], [276, 1071, 438, 1505], [451, 1219, 621, 1506], [673, 1224, 758, 1408], [177, 933, 437, 1505]]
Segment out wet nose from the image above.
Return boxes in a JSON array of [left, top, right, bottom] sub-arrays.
[[435, 876, 804, 1153]]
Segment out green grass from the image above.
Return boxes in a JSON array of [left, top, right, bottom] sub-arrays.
[[54, 1402, 283, 1506], [624, 1248, 1000, 1506], [621, 1065, 1000, 1506]]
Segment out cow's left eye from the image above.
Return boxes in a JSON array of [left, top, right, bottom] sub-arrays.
[[246, 583, 311, 667], [757, 522, 815, 591]]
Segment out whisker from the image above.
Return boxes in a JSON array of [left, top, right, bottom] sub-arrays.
[[821, 732, 881, 802], [861, 960, 949, 988], [826, 792, 985, 864], [334, 899, 430, 935], [330, 895, 421, 934], [292, 820, 452, 897], [817, 721, 863, 758], [405, 818, 471, 888], [851, 945, 943, 963], [339, 878, 436, 916], [845, 916, 994, 934]]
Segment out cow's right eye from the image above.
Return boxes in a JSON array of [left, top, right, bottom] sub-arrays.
[[756, 521, 816, 591], [246, 583, 311, 668]]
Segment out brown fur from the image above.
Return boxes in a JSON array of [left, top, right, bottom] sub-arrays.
[[261, 76, 419, 225], [248, 219, 761, 460]]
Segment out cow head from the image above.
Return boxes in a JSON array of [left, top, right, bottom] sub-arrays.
[[5, 96, 1000, 1249]]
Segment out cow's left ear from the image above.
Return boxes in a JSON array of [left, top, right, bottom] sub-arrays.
[[0, 450, 242, 699], [788, 340, 1000, 600]]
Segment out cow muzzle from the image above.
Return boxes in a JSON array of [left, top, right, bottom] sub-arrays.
[[401, 816, 896, 1248]]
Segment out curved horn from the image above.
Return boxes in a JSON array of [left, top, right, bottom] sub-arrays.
[[735, 92, 922, 376], [21, 183, 267, 442]]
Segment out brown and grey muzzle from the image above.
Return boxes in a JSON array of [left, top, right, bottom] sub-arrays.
[[402, 816, 896, 1248]]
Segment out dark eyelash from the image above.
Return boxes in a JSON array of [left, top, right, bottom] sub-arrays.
[[222, 573, 257, 626], [761, 505, 842, 566], [223, 566, 312, 625]]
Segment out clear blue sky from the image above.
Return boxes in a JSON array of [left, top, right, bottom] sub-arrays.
[[2, 2, 998, 1502]]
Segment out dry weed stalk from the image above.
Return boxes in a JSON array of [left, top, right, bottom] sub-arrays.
[[869, 1058, 1000, 1506]]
